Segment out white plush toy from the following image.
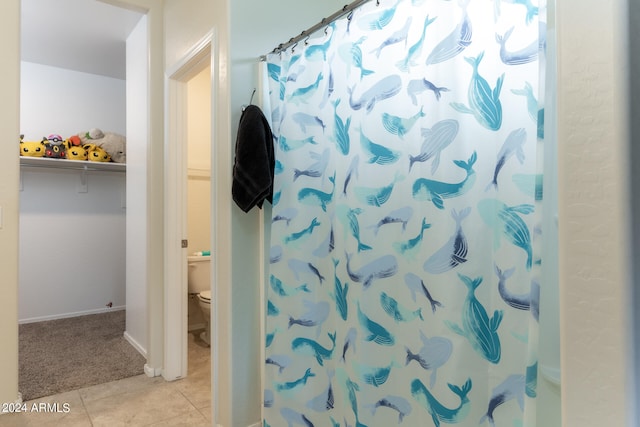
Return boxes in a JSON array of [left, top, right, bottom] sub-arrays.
[[78, 128, 126, 163]]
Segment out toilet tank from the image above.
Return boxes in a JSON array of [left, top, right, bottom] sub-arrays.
[[187, 255, 211, 294]]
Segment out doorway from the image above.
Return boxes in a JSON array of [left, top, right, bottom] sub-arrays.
[[165, 33, 214, 384]]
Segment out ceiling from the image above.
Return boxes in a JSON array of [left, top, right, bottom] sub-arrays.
[[21, 0, 143, 80]]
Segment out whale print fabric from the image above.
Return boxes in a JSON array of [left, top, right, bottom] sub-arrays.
[[265, 0, 544, 426]]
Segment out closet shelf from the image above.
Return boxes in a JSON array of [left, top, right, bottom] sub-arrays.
[[20, 157, 126, 172]]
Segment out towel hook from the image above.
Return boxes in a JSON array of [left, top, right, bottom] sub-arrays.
[[242, 88, 257, 112]]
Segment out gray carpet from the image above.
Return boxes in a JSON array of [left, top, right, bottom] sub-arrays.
[[19, 310, 146, 401]]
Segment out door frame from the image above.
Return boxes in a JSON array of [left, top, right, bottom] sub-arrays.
[[164, 31, 214, 379]]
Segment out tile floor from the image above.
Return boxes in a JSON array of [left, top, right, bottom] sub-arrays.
[[0, 330, 212, 427]]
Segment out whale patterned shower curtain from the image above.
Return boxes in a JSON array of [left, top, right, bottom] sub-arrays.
[[264, 0, 544, 425]]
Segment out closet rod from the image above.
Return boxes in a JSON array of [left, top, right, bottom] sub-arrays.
[[260, 0, 376, 60]]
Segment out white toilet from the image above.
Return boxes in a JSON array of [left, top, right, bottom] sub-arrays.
[[187, 254, 211, 346]]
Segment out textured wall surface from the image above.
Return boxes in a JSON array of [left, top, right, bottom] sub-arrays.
[[557, 0, 635, 425]]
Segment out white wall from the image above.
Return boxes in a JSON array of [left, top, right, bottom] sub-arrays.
[[125, 14, 149, 356], [557, 0, 635, 426], [20, 61, 126, 139], [18, 62, 127, 323], [19, 169, 126, 322], [187, 64, 211, 254]]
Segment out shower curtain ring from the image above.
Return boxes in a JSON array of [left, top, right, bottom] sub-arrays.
[[291, 42, 298, 53]]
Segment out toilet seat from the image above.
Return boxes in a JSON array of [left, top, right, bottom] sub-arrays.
[[199, 290, 211, 302]]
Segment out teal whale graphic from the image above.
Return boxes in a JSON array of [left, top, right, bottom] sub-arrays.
[[275, 367, 316, 393], [338, 371, 369, 427], [360, 128, 400, 165], [397, 15, 437, 71], [393, 217, 431, 259], [512, 81, 545, 139], [269, 275, 310, 297], [352, 360, 398, 388], [291, 331, 337, 366], [357, 302, 395, 346], [287, 72, 323, 104], [478, 198, 534, 270], [412, 152, 477, 209], [283, 217, 320, 245], [446, 273, 503, 363], [355, 171, 404, 207], [451, 52, 504, 131], [331, 99, 351, 155], [331, 258, 349, 321], [337, 205, 372, 252], [382, 106, 425, 139], [380, 291, 423, 322], [298, 172, 336, 212], [411, 378, 472, 427]]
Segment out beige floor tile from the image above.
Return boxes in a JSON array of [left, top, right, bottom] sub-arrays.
[[78, 373, 166, 403], [0, 390, 92, 427], [85, 383, 196, 426], [172, 373, 211, 410], [148, 407, 210, 426], [198, 406, 212, 422]]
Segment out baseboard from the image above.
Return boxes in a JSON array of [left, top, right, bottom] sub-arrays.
[[144, 364, 162, 378], [18, 305, 125, 324], [123, 330, 147, 359]]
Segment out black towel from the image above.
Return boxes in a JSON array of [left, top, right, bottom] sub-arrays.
[[232, 105, 275, 213]]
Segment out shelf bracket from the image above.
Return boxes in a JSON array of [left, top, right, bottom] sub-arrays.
[[78, 166, 88, 193]]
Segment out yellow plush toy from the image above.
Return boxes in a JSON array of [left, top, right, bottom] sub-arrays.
[[19, 136, 46, 157], [83, 143, 111, 162], [66, 142, 88, 161]]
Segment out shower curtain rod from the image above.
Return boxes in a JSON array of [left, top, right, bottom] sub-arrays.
[[259, 0, 376, 60]]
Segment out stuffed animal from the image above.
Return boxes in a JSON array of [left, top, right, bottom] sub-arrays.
[[78, 128, 126, 163], [66, 142, 88, 161], [44, 140, 67, 159], [46, 134, 64, 146], [67, 135, 82, 147], [84, 143, 111, 162], [20, 136, 46, 157]]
